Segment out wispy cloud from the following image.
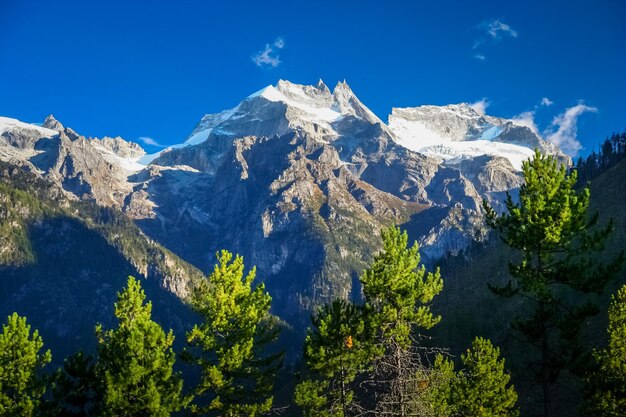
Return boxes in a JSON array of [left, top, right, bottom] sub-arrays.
[[544, 103, 598, 156], [138, 136, 164, 147], [511, 111, 540, 135], [510, 97, 558, 135], [469, 98, 490, 116], [252, 37, 285, 68], [273, 37, 285, 49], [473, 18, 518, 60], [482, 19, 518, 40]]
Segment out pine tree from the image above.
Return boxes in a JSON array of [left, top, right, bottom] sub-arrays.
[[425, 354, 456, 417], [0, 313, 51, 417], [360, 226, 443, 416], [295, 300, 375, 417], [185, 250, 282, 417], [452, 337, 519, 417], [582, 285, 626, 417], [96, 276, 185, 417], [41, 352, 102, 417], [483, 150, 624, 416]]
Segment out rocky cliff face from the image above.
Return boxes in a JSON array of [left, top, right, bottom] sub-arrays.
[[0, 80, 569, 325], [0, 115, 144, 208]]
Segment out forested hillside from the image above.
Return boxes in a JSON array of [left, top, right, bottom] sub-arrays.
[[0, 162, 203, 363]]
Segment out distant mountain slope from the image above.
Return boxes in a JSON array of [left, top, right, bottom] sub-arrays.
[[0, 162, 203, 362]]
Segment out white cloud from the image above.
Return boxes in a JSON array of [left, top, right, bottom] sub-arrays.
[[511, 111, 540, 135], [540, 97, 553, 106], [483, 19, 518, 39], [469, 98, 490, 116], [273, 37, 285, 49], [252, 37, 285, 68], [138, 136, 163, 147], [473, 19, 518, 59], [544, 103, 598, 156]]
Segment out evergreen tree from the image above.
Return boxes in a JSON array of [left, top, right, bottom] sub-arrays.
[[425, 354, 456, 417], [294, 380, 333, 417], [574, 129, 626, 185], [582, 285, 626, 417], [96, 276, 185, 417], [41, 352, 102, 417], [428, 339, 518, 417], [360, 226, 443, 416], [453, 337, 518, 417], [185, 250, 282, 417], [483, 150, 624, 416], [0, 313, 51, 417], [295, 300, 375, 417]]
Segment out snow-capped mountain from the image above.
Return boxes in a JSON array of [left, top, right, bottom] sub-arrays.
[[185, 80, 382, 144], [388, 104, 567, 170], [0, 79, 569, 327]]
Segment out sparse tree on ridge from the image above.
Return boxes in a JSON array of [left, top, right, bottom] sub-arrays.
[[0, 312, 51, 417]]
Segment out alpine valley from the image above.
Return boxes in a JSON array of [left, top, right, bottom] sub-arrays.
[[0, 79, 572, 355]]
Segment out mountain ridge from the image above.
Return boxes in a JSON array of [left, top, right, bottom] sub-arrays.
[[0, 79, 571, 329]]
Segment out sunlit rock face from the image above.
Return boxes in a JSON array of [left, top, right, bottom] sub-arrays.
[[0, 80, 568, 325]]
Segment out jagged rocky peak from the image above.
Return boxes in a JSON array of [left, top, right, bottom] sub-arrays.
[[248, 79, 340, 126], [274, 79, 334, 105], [93, 136, 146, 159], [40, 115, 80, 141], [42, 114, 65, 131], [176, 79, 385, 154], [332, 80, 381, 124], [244, 79, 383, 125]]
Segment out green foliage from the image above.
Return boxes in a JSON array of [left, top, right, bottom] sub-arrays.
[[427, 354, 456, 417], [96, 276, 185, 417], [583, 285, 626, 417], [0, 183, 48, 265], [42, 351, 101, 417], [428, 339, 518, 417], [483, 150, 624, 415], [294, 380, 333, 417], [359, 226, 443, 416], [361, 226, 443, 349], [185, 250, 282, 416], [453, 337, 518, 417], [295, 300, 376, 417], [0, 313, 51, 417]]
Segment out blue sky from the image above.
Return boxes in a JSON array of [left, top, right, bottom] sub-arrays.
[[1, 0, 624, 157]]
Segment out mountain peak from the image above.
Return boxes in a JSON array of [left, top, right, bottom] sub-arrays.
[[43, 114, 64, 131], [334, 79, 351, 90]]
